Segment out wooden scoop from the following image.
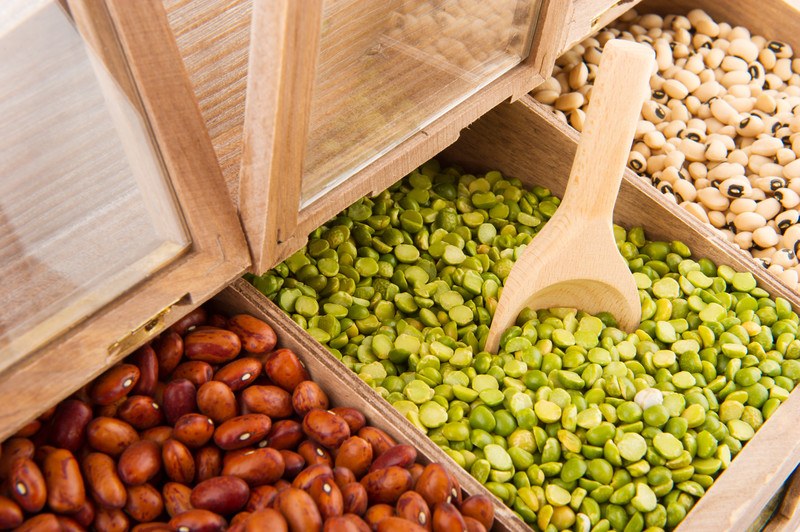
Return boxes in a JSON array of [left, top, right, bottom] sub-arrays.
[[484, 40, 655, 353]]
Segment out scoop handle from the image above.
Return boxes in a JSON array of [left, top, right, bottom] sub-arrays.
[[560, 39, 655, 220]]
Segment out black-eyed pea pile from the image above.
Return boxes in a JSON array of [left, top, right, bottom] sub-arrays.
[[533, 8, 800, 290]]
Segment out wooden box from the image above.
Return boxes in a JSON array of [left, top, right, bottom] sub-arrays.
[[4, 0, 800, 530]]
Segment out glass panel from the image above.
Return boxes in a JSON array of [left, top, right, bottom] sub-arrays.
[[0, 0, 190, 369], [300, 0, 541, 206]]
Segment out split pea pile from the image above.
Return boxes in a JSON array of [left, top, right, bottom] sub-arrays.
[[252, 162, 800, 531], [533, 9, 800, 290]]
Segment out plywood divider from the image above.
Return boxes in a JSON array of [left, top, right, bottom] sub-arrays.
[[441, 95, 800, 531], [214, 279, 531, 532]]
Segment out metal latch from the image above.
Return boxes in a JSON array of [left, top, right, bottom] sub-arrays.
[[107, 293, 191, 359]]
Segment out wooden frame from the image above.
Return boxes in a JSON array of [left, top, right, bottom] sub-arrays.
[[0, 0, 250, 441], [231, 0, 570, 273], [441, 94, 800, 531]]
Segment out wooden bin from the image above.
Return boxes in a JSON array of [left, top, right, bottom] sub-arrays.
[[439, 94, 800, 530]]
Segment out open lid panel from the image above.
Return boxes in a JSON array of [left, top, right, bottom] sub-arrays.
[[0, 0, 250, 439], [223, 0, 569, 272]]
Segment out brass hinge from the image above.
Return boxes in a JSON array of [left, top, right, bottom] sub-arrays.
[[107, 293, 191, 359]]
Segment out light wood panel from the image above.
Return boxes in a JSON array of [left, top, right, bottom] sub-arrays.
[[213, 280, 531, 532], [0, 0, 250, 441], [560, 0, 641, 55], [163, 0, 252, 205], [442, 94, 800, 532]]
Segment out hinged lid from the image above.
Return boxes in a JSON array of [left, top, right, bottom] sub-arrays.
[[0, 0, 250, 439], [165, 0, 568, 273], [240, 0, 569, 272]]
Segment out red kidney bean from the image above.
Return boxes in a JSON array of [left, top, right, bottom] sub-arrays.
[[162, 439, 195, 485], [263, 349, 309, 392], [124, 483, 164, 522], [196, 381, 238, 424], [266, 419, 303, 450], [162, 482, 193, 518], [303, 410, 350, 449], [9, 457, 46, 513], [226, 315, 277, 354], [162, 379, 198, 426], [214, 414, 271, 451], [329, 408, 367, 434], [90, 364, 140, 406], [168, 508, 227, 532], [172, 361, 214, 387], [49, 399, 93, 452], [222, 447, 285, 487], [190, 475, 250, 515], [130, 344, 159, 396], [155, 331, 184, 379], [43, 448, 85, 514], [0, 496, 23, 529], [169, 307, 208, 337], [214, 358, 262, 392], [195, 445, 223, 483], [292, 381, 329, 416], [185, 328, 242, 364], [173, 413, 215, 448], [86, 417, 139, 456], [82, 452, 127, 508], [369, 444, 417, 473], [118, 439, 162, 486]]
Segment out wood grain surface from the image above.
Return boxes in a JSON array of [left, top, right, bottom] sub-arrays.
[[443, 93, 800, 532], [0, 0, 250, 441]]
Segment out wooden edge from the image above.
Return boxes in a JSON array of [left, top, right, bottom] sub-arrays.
[[240, 0, 322, 273], [763, 467, 800, 532], [216, 279, 531, 532], [558, 0, 643, 57], [66, 0, 139, 104], [519, 0, 571, 99], [439, 95, 800, 530], [0, 0, 251, 441]]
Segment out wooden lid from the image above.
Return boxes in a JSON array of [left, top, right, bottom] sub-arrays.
[[0, 0, 250, 439]]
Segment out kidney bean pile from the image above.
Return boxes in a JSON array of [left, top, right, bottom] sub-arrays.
[[0, 308, 495, 531]]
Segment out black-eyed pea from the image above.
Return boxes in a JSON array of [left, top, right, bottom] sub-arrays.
[[778, 188, 800, 209], [734, 231, 754, 250], [647, 154, 667, 174], [756, 198, 782, 220], [730, 198, 757, 215], [777, 148, 796, 166], [780, 268, 800, 288], [674, 178, 698, 203], [721, 176, 751, 198], [697, 186, 730, 211], [704, 139, 727, 161], [734, 211, 766, 231], [532, 89, 559, 105], [753, 226, 781, 248], [708, 210, 727, 229], [682, 201, 709, 223], [554, 92, 584, 112], [772, 248, 798, 269]]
